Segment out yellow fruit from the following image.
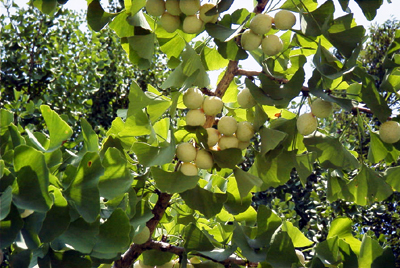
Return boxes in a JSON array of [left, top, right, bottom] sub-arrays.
[[249, 13, 273, 35], [165, 0, 181, 16], [237, 88, 257, 108], [274, 10, 296, 30], [179, 0, 200, 15], [183, 87, 204, 109], [161, 12, 181, 33], [241, 29, 262, 51], [311, 98, 333, 118], [379, 121, 400, 144], [206, 128, 220, 147], [176, 142, 197, 162], [199, 3, 218, 23], [145, 0, 165, 16], [182, 14, 204, 34], [132, 226, 150, 244], [203, 96, 223, 116], [238, 140, 251, 150], [236, 121, 254, 142], [195, 149, 214, 169], [261, 34, 283, 56], [186, 109, 206, 126], [296, 113, 317, 136], [180, 162, 198, 176], [218, 116, 237, 136], [218, 136, 239, 150]]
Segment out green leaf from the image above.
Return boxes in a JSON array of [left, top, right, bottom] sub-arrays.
[[347, 164, 393, 206], [386, 166, 400, 191], [293, 152, 317, 185], [132, 141, 176, 167], [211, 148, 242, 169], [81, 118, 98, 152], [315, 236, 342, 266], [282, 221, 313, 248], [326, 26, 365, 58], [233, 168, 263, 199], [30, 0, 57, 15], [368, 132, 400, 163], [327, 176, 354, 202], [267, 231, 299, 267], [180, 185, 227, 219], [300, 0, 334, 37], [205, 0, 233, 15], [205, 13, 250, 42], [9, 249, 32, 268], [64, 152, 104, 223], [151, 167, 199, 194], [142, 250, 174, 266], [371, 247, 396, 268], [21, 212, 46, 249], [232, 222, 266, 262], [40, 105, 73, 152], [354, 0, 383, 21], [183, 223, 214, 252], [358, 235, 386, 267], [280, 0, 318, 12], [196, 246, 237, 262], [327, 217, 361, 255], [0, 186, 12, 221], [87, 0, 117, 31], [0, 109, 14, 135], [259, 127, 288, 156], [224, 176, 252, 215], [201, 46, 229, 71], [0, 203, 23, 248], [215, 39, 248, 61], [38, 249, 92, 268]]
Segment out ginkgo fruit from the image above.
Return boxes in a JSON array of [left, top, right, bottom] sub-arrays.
[[199, 3, 218, 23], [176, 142, 197, 162], [237, 87, 257, 108], [241, 29, 262, 51], [261, 34, 283, 56], [195, 149, 214, 169], [219, 136, 239, 150], [203, 96, 223, 116], [132, 226, 150, 244], [379, 121, 400, 144], [157, 260, 176, 268], [249, 13, 273, 35], [180, 162, 198, 176], [145, 0, 166, 16], [179, 0, 200, 15], [296, 112, 317, 136], [183, 87, 204, 109], [189, 256, 201, 264], [218, 116, 237, 136], [165, 0, 181, 16], [236, 121, 254, 142], [238, 140, 251, 150], [135, 260, 153, 268], [186, 109, 206, 126], [274, 10, 296, 30], [206, 128, 220, 147], [161, 13, 181, 33], [183, 14, 204, 34], [311, 98, 333, 118]]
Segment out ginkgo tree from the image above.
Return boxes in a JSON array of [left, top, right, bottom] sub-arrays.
[[1, 0, 400, 267]]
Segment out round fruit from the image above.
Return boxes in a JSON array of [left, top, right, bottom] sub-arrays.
[[199, 3, 218, 23], [274, 10, 296, 30], [135, 260, 154, 268], [132, 226, 150, 244], [157, 260, 176, 268], [203, 96, 223, 116], [249, 13, 273, 35], [218, 116, 237, 136], [219, 136, 239, 150], [180, 162, 198, 176], [189, 256, 201, 264], [176, 142, 197, 162], [165, 0, 181, 16], [161, 13, 181, 33], [379, 121, 400, 144], [236, 121, 254, 142], [183, 15, 204, 34], [296, 113, 317, 136], [237, 88, 257, 108], [195, 149, 214, 169], [186, 109, 206, 126], [145, 0, 166, 17], [311, 98, 333, 118], [261, 34, 284, 56], [179, 0, 200, 15], [295, 250, 306, 265], [238, 140, 251, 150], [206, 128, 220, 147], [241, 29, 262, 51], [183, 87, 204, 109]]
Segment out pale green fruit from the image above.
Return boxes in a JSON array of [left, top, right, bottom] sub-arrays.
[[195, 149, 214, 169], [295, 250, 306, 266], [182, 15, 204, 34], [135, 260, 154, 268], [132, 226, 150, 244], [165, 0, 181, 16], [179, 0, 200, 15], [186, 109, 206, 126], [274, 10, 296, 30], [261, 34, 283, 56], [199, 3, 218, 23], [218, 116, 237, 136], [175, 263, 193, 268], [183, 87, 204, 109], [161, 12, 181, 33], [249, 13, 273, 35], [156, 260, 176, 268], [176, 142, 197, 162], [241, 29, 262, 51], [238, 140, 251, 150], [236, 121, 254, 142], [296, 113, 317, 136], [189, 256, 201, 264], [379, 121, 400, 144], [206, 128, 220, 147], [180, 162, 198, 176], [145, 0, 166, 16], [237, 88, 256, 108], [203, 96, 223, 116], [218, 136, 239, 150], [311, 98, 333, 118]]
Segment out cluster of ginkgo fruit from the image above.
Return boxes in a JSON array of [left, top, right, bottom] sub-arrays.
[[241, 10, 296, 56], [176, 87, 257, 176], [145, 0, 219, 34]]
